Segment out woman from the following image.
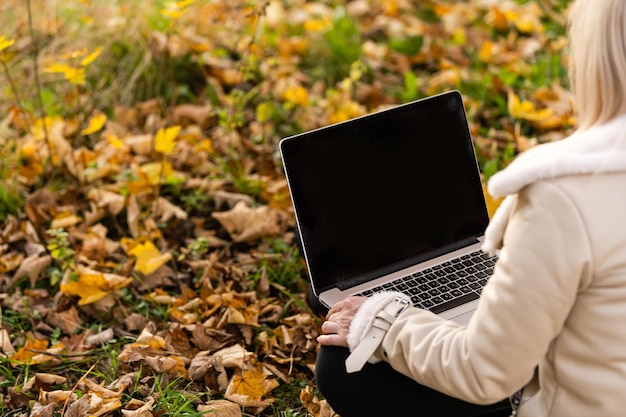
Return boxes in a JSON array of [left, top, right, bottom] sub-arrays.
[[315, 0, 626, 416]]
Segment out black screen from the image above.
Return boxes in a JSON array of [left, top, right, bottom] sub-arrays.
[[280, 91, 489, 292]]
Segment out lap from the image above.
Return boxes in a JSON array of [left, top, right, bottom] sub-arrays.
[[315, 346, 512, 417]]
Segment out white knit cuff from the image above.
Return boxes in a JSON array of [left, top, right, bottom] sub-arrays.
[[347, 291, 411, 364]]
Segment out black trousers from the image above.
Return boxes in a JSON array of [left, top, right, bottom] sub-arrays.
[[315, 346, 513, 417]]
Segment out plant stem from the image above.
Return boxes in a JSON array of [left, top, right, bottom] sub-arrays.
[[25, 0, 52, 176]]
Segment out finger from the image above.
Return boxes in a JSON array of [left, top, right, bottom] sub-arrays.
[[317, 333, 348, 347], [321, 320, 340, 334], [326, 300, 346, 317]]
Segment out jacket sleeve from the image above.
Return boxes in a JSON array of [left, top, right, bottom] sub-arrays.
[[378, 180, 593, 404]]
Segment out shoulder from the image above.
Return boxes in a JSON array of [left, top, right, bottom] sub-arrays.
[[520, 172, 626, 213]]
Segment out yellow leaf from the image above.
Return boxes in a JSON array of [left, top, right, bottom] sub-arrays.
[[303, 18, 330, 32], [479, 41, 494, 63], [65, 66, 86, 85], [50, 211, 83, 228], [139, 161, 175, 186], [44, 62, 74, 74], [0, 36, 15, 53], [45, 63, 86, 85], [282, 86, 309, 107], [256, 102, 274, 123], [80, 46, 102, 67], [195, 138, 213, 153], [61, 269, 132, 305], [154, 126, 181, 155], [488, 6, 509, 32], [482, 183, 504, 219], [508, 90, 553, 122], [504, 5, 544, 34], [105, 133, 126, 150], [81, 112, 107, 135], [128, 240, 173, 275], [10, 338, 48, 364], [225, 361, 279, 411]]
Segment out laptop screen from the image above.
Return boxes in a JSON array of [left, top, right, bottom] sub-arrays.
[[280, 91, 489, 292]]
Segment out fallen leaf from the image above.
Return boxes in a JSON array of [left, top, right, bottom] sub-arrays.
[[60, 267, 132, 305], [224, 360, 279, 413], [121, 397, 155, 417], [198, 399, 242, 417], [212, 201, 281, 243], [154, 126, 181, 155], [81, 112, 107, 135], [127, 239, 173, 275]]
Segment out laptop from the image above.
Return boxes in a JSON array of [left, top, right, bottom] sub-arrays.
[[279, 90, 497, 324]]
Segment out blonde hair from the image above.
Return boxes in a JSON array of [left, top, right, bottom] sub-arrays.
[[568, 0, 626, 130]]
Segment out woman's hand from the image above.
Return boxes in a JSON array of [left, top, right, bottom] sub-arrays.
[[317, 296, 368, 347]]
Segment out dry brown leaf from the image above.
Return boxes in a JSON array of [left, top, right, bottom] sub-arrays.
[[153, 197, 188, 223], [23, 373, 67, 392], [46, 305, 83, 334], [211, 344, 248, 368], [198, 399, 242, 417], [211, 201, 281, 243], [28, 402, 56, 417], [171, 103, 215, 127], [121, 397, 154, 417], [38, 389, 77, 405], [0, 251, 23, 274], [87, 188, 126, 216], [123, 313, 148, 332], [125, 134, 153, 155], [64, 394, 90, 417], [85, 328, 114, 346], [213, 190, 255, 210], [11, 254, 51, 287], [0, 328, 15, 354]]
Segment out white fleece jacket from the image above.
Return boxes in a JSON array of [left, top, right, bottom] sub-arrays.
[[347, 113, 626, 417]]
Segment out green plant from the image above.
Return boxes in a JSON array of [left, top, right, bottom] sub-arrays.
[[270, 378, 311, 417], [306, 8, 362, 84], [262, 239, 307, 294], [397, 71, 420, 103], [150, 375, 208, 416], [46, 228, 76, 286], [0, 180, 24, 222], [187, 236, 210, 256]]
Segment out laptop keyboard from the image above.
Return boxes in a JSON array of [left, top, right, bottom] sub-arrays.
[[355, 250, 498, 314]]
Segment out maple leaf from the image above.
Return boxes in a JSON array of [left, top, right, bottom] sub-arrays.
[[60, 267, 132, 305], [224, 360, 279, 413], [154, 125, 181, 155], [127, 239, 173, 275]]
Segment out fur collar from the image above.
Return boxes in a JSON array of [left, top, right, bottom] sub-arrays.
[[482, 113, 626, 254]]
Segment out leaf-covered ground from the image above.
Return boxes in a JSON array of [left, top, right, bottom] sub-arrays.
[[0, 0, 572, 416]]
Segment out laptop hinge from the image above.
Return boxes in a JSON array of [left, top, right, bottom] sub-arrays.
[[336, 236, 481, 291]]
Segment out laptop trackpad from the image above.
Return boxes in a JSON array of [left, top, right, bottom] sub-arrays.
[[439, 300, 478, 325]]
